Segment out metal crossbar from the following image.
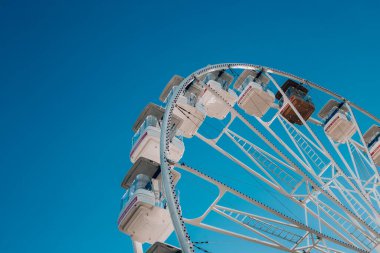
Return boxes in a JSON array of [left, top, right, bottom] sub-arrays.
[[280, 117, 326, 173], [227, 130, 298, 189], [216, 207, 303, 244]]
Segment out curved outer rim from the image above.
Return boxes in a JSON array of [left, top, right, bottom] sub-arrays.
[[160, 63, 380, 253]]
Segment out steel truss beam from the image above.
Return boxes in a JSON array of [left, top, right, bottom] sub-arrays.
[[175, 162, 367, 253], [201, 82, 379, 241]]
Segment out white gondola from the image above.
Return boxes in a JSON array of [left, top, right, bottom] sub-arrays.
[[200, 71, 238, 119], [118, 158, 176, 244], [146, 242, 182, 253], [234, 70, 274, 117], [319, 100, 356, 143], [160, 75, 206, 138], [130, 103, 185, 164], [363, 125, 380, 166]]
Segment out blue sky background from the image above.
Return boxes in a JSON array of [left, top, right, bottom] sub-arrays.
[[0, 0, 379, 252]]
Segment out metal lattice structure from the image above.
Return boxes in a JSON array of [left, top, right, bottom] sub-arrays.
[[120, 63, 380, 253]]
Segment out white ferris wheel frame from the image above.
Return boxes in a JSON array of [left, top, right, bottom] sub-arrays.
[[157, 63, 380, 253]]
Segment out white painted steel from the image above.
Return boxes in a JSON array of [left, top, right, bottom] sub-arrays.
[[157, 63, 380, 253], [132, 241, 143, 253]]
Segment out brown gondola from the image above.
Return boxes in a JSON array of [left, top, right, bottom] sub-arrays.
[[276, 79, 315, 125]]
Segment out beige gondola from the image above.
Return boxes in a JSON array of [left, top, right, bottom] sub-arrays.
[[146, 242, 182, 253], [319, 100, 356, 143], [160, 75, 206, 138], [235, 70, 274, 117], [200, 71, 238, 119], [363, 125, 380, 166], [130, 103, 184, 164], [118, 158, 177, 244]]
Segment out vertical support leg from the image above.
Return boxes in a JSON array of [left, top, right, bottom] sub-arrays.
[[132, 241, 143, 253], [304, 205, 310, 247]]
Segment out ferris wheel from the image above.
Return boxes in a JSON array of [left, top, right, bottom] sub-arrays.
[[118, 63, 380, 253]]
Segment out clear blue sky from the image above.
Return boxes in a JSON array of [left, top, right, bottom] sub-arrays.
[[0, 1, 379, 252]]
